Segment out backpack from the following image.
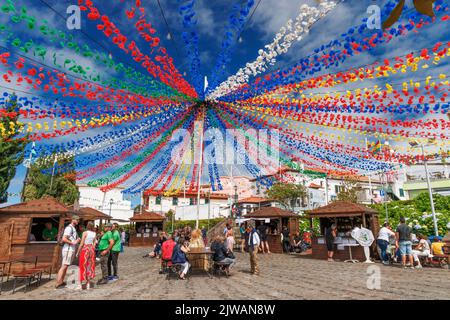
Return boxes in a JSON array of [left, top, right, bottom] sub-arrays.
[[58, 224, 77, 247], [171, 245, 186, 264]]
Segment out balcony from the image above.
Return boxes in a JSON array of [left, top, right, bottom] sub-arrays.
[[406, 172, 449, 182]]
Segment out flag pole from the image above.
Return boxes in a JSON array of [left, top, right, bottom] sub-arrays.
[[196, 105, 205, 230]]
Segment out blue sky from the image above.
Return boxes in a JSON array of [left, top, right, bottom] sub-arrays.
[[1, 0, 449, 207]]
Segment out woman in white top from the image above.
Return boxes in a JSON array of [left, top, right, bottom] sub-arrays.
[[411, 234, 431, 268], [76, 222, 97, 289], [377, 222, 396, 264]]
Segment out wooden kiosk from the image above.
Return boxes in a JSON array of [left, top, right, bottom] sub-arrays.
[[307, 201, 379, 261], [0, 197, 72, 271], [244, 207, 299, 254], [129, 210, 166, 247]]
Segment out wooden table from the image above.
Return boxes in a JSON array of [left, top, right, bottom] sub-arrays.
[[187, 248, 213, 278]]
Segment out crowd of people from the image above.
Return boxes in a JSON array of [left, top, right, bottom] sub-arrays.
[[376, 217, 446, 268], [52, 216, 446, 290], [237, 222, 311, 255], [142, 225, 236, 279], [55, 216, 127, 290], [323, 216, 447, 267]]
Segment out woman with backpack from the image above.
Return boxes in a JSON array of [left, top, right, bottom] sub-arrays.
[[171, 238, 191, 280]]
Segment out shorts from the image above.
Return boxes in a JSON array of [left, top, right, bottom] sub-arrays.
[[326, 240, 334, 251], [260, 234, 267, 242], [398, 241, 412, 256], [61, 249, 75, 266]]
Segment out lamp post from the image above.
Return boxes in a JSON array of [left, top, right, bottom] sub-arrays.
[[409, 140, 439, 237], [109, 198, 114, 220], [380, 141, 392, 223], [207, 189, 211, 231], [233, 184, 238, 219]]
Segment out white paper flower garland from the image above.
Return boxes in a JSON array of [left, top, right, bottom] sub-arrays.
[[207, 0, 337, 101]]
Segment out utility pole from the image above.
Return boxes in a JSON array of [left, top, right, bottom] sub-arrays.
[[409, 140, 439, 236], [421, 145, 438, 236]]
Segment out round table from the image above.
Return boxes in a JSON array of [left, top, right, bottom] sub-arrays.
[[342, 243, 360, 263]]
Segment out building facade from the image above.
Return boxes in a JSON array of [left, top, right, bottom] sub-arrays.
[[144, 190, 230, 221], [402, 162, 450, 199], [77, 185, 134, 221]]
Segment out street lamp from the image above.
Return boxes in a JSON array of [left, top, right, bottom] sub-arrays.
[[207, 189, 211, 231], [109, 198, 114, 218], [233, 184, 238, 218], [409, 139, 439, 237]]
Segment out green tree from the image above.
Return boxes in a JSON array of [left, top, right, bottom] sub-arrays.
[[0, 94, 28, 203], [337, 177, 362, 203], [265, 182, 307, 210], [23, 155, 79, 206]]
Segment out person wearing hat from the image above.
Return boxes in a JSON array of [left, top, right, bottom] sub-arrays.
[[56, 215, 81, 289], [97, 223, 115, 285]]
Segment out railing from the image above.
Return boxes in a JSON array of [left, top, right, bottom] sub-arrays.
[[406, 173, 449, 182], [206, 218, 228, 243]]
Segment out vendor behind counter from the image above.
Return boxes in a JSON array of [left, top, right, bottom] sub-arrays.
[[307, 201, 379, 261]]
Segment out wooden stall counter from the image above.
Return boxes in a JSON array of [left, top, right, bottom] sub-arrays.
[[128, 210, 166, 247], [244, 207, 299, 254], [266, 234, 282, 254], [307, 201, 380, 262], [311, 236, 366, 261]]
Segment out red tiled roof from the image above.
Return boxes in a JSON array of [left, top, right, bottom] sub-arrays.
[[130, 210, 166, 222], [308, 183, 322, 189], [308, 201, 377, 217], [0, 197, 71, 214], [238, 197, 275, 204], [244, 207, 297, 218]]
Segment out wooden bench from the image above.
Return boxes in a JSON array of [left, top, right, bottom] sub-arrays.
[[8, 258, 52, 294]]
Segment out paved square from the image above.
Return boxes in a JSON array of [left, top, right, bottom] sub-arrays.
[[1, 247, 449, 300]]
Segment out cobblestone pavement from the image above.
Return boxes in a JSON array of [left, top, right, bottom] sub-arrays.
[[1, 247, 449, 300]]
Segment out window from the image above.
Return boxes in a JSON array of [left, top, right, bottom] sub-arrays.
[[335, 185, 342, 194], [29, 217, 60, 242], [399, 188, 405, 197], [189, 197, 195, 205], [155, 196, 161, 205], [172, 197, 178, 205], [205, 197, 209, 204]]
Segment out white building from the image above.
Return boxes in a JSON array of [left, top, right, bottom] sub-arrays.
[[144, 189, 230, 221], [248, 167, 387, 213], [77, 184, 134, 221]]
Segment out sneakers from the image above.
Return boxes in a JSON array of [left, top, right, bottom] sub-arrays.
[[108, 275, 119, 282], [415, 265, 422, 269]]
